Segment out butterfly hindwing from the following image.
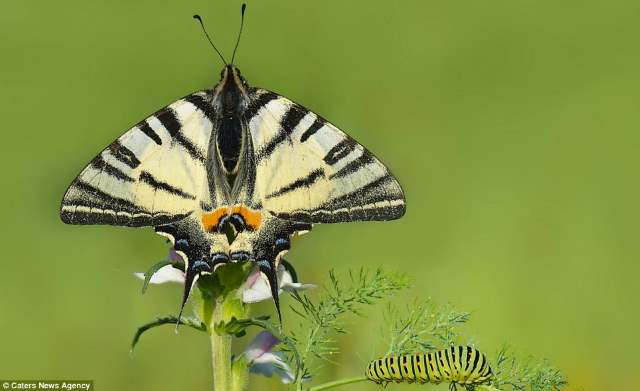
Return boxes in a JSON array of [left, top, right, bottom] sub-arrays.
[[245, 88, 406, 224], [60, 91, 217, 227]]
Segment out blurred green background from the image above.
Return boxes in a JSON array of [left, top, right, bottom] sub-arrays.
[[1, 0, 638, 389]]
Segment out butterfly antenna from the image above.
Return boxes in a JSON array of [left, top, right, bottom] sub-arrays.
[[230, 3, 247, 65], [193, 14, 228, 65]]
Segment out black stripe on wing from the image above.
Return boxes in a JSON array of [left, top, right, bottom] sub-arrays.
[[244, 91, 279, 120], [137, 120, 163, 145], [155, 108, 206, 164], [257, 104, 309, 161], [72, 180, 140, 211], [64, 206, 189, 227], [273, 175, 405, 223], [139, 171, 196, 200], [300, 116, 326, 142], [327, 175, 392, 204], [323, 138, 358, 165], [327, 150, 375, 180], [61, 179, 191, 226], [183, 94, 216, 122], [90, 154, 135, 182], [266, 168, 325, 199], [108, 140, 140, 168]]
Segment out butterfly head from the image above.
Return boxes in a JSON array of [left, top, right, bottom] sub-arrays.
[[215, 64, 250, 109], [220, 65, 249, 89]]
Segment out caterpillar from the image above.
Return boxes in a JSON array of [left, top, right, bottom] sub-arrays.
[[366, 346, 492, 390]]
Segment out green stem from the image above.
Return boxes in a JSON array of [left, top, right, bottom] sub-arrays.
[[296, 324, 320, 389], [304, 376, 369, 391], [210, 301, 232, 391]]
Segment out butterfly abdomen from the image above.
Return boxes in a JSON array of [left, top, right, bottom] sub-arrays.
[[217, 115, 243, 173]]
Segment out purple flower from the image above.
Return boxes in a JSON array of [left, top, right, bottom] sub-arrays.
[[242, 331, 297, 383]]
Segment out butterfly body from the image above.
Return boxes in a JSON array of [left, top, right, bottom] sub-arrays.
[[61, 62, 405, 319]]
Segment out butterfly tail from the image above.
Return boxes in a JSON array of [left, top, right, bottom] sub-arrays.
[[175, 259, 213, 330], [257, 258, 281, 323]]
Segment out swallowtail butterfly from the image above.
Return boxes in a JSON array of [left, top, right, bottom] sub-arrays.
[[60, 5, 406, 320]]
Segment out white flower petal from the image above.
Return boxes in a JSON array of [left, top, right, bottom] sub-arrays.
[[248, 353, 296, 384], [252, 352, 287, 366], [242, 272, 274, 303], [280, 268, 295, 285], [243, 331, 297, 384], [134, 264, 185, 285], [241, 264, 315, 303], [244, 331, 280, 362]]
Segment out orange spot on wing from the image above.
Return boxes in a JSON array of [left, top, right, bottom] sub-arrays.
[[201, 208, 229, 232], [231, 206, 262, 230]]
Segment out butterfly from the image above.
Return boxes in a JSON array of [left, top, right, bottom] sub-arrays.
[[59, 5, 405, 321]]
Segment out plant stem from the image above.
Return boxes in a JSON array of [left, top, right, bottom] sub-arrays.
[[295, 324, 320, 389], [304, 376, 369, 391], [210, 300, 232, 391]]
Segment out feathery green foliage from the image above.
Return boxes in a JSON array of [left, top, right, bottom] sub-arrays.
[[247, 269, 569, 391], [281, 268, 409, 388], [384, 298, 471, 355], [491, 345, 568, 391]]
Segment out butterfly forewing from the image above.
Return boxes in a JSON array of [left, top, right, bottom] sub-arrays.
[[60, 91, 217, 227], [246, 89, 406, 223]]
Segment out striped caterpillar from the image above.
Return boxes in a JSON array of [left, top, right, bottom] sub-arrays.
[[366, 346, 492, 390]]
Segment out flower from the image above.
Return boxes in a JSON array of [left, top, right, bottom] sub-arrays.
[[133, 248, 185, 284], [242, 264, 316, 303], [242, 331, 297, 384], [133, 264, 185, 285], [135, 250, 314, 303]]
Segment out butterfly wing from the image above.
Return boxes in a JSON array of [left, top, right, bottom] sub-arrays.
[[244, 89, 406, 224], [60, 91, 218, 227]]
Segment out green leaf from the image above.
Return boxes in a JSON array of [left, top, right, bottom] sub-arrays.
[[130, 315, 206, 353], [384, 299, 471, 355], [140, 259, 174, 294], [491, 345, 567, 391], [213, 315, 271, 337], [198, 262, 254, 298]]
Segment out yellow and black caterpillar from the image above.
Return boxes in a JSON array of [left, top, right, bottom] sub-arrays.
[[366, 346, 492, 389]]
